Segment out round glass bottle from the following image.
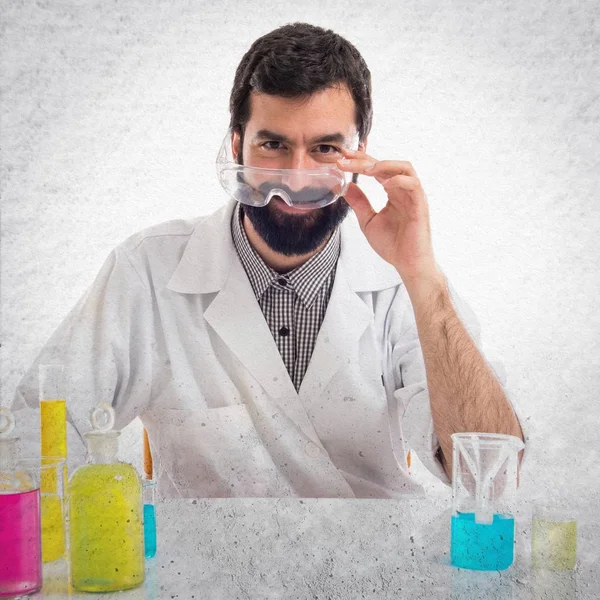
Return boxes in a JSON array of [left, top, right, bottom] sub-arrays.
[[68, 404, 144, 592]]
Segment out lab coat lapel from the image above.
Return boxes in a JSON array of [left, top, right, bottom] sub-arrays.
[[168, 201, 292, 400], [299, 257, 373, 400], [203, 257, 297, 401], [203, 258, 330, 446], [169, 202, 328, 445], [298, 213, 402, 400]]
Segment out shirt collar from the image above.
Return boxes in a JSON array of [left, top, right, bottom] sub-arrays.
[[231, 203, 340, 308]]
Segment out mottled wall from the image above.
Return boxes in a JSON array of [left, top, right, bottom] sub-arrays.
[[2, 1, 599, 503]]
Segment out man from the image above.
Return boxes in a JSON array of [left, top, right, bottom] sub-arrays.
[[13, 23, 524, 498]]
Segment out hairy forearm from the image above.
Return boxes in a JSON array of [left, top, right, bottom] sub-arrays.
[[404, 270, 524, 478]]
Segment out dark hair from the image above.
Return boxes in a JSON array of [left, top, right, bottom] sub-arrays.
[[229, 23, 372, 144]]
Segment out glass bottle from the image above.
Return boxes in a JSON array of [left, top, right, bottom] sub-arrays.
[[68, 404, 144, 592], [0, 408, 43, 598]]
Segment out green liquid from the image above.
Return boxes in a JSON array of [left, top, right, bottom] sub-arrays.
[[68, 463, 144, 592]]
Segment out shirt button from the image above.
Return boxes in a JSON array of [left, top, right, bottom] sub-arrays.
[[277, 277, 288, 286], [278, 326, 290, 337], [305, 443, 320, 458]]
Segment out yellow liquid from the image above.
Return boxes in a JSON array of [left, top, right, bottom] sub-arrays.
[[41, 399, 67, 458], [41, 494, 65, 562], [40, 400, 67, 562], [532, 519, 577, 570], [68, 463, 145, 592]]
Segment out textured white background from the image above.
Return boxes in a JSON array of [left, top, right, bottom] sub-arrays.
[[2, 1, 599, 504]]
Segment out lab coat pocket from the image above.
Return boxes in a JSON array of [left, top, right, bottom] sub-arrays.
[[152, 405, 287, 498]]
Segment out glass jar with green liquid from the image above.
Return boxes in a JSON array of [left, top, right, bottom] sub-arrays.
[[68, 404, 144, 592]]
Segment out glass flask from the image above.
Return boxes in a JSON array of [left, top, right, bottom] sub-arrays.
[[68, 403, 144, 592]]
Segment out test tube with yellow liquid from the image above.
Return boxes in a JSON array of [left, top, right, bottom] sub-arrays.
[[39, 364, 67, 563]]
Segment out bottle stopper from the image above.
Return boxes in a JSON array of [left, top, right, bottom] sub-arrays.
[[89, 403, 116, 433], [0, 407, 16, 437]]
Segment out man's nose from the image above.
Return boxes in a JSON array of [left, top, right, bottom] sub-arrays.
[[281, 151, 315, 191]]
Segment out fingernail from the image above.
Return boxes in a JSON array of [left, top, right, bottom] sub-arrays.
[[338, 158, 353, 165]]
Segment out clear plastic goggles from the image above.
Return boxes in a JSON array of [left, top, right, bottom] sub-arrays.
[[216, 132, 350, 211]]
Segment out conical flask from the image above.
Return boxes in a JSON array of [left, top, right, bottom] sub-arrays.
[[68, 403, 144, 592], [450, 432, 524, 570]]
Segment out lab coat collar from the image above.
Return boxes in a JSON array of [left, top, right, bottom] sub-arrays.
[[167, 200, 402, 294]]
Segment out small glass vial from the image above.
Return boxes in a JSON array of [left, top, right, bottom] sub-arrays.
[[142, 479, 157, 558]]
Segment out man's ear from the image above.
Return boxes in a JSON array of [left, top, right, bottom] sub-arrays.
[[358, 136, 368, 153], [231, 130, 241, 163]]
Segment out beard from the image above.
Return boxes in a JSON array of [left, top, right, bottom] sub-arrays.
[[242, 196, 350, 256]]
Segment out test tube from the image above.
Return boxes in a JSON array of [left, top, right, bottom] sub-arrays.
[[142, 479, 157, 558], [39, 365, 67, 459], [39, 364, 67, 563]]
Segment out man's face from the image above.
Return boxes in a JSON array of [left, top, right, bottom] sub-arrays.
[[233, 86, 365, 257]]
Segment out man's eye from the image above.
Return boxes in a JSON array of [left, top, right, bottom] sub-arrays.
[[262, 141, 284, 150], [316, 145, 341, 154]]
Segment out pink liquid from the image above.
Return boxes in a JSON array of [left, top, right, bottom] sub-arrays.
[[0, 488, 42, 598]]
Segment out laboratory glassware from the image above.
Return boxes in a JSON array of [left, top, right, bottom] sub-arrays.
[[450, 432, 524, 570], [68, 403, 145, 592]]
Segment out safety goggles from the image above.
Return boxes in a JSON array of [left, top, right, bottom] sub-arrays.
[[216, 132, 351, 211]]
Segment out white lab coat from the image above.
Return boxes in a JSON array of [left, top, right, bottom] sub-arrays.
[[13, 201, 509, 498]]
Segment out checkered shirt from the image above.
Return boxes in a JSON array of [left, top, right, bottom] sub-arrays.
[[231, 204, 340, 391]]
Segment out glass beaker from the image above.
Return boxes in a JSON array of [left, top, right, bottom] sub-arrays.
[[532, 503, 577, 570], [450, 432, 524, 571], [0, 459, 63, 597]]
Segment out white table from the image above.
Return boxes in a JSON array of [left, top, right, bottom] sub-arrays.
[[33, 497, 598, 599]]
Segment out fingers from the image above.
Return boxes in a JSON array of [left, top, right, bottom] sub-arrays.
[[368, 160, 417, 178], [337, 150, 426, 221], [343, 182, 377, 232], [338, 149, 417, 179], [339, 157, 421, 193], [383, 174, 422, 192]]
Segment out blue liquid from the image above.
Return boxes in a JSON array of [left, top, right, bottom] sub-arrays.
[[451, 512, 514, 570], [143, 504, 157, 559]]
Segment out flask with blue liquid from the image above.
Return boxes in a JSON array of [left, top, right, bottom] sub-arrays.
[[450, 432, 524, 571]]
